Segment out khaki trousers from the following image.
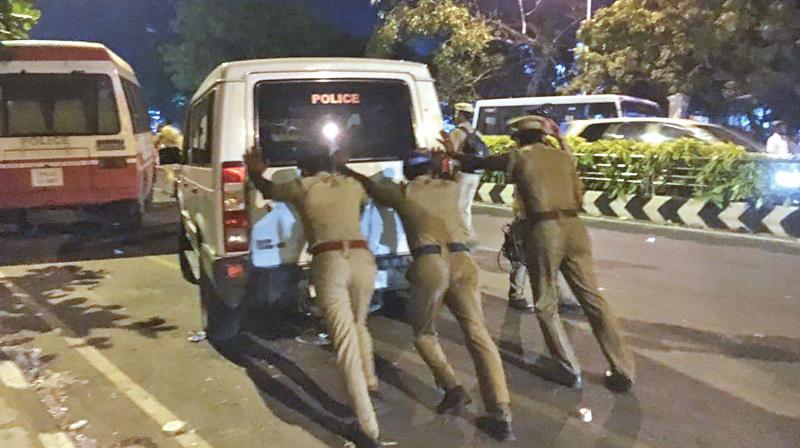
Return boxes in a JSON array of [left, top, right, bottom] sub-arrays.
[[408, 251, 512, 420], [311, 249, 379, 439], [524, 218, 636, 381]]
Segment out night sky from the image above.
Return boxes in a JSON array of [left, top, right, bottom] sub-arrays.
[[30, 0, 380, 114]]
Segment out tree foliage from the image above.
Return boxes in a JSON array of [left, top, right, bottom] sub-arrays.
[[568, 0, 800, 130], [367, 0, 502, 103], [0, 0, 40, 40], [162, 0, 365, 92]]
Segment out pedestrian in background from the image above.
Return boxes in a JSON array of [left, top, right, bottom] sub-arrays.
[[766, 121, 798, 157], [341, 151, 516, 442], [244, 144, 382, 448], [155, 120, 184, 149], [449, 102, 487, 244], [446, 116, 636, 393]]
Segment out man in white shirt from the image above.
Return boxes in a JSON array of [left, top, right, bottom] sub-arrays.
[[449, 103, 484, 242], [766, 122, 798, 156]]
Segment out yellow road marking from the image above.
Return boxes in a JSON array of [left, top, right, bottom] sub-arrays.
[[0, 268, 213, 448], [38, 432, 77, 448], [0, 360, 31, 390]]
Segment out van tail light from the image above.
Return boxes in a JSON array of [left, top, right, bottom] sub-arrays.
[[222, 161, 249, 253]]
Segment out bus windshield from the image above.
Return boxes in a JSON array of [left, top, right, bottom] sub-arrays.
[[255, 79, 416, 165], [0, 74, 120, 137], [621, 100, 663, 117]]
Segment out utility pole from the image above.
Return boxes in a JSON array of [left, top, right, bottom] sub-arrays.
[[587, 0, 593, 21]]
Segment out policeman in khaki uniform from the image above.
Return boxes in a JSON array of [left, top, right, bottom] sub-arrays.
[[341, 152, 515, 442], [450, 116, 636, 393], [244, 145, 382, 448]]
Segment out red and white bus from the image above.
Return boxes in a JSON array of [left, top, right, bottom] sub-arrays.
[[0, 40, 154, 229]]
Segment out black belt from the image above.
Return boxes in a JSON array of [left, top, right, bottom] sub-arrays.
[[527, 209, 578, 225], [411, 243, 469, 258]]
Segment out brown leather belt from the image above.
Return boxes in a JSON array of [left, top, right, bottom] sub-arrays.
[[309, 240, 369, 255], [528, 209, 578, 225], [411, 243, 469, 258]]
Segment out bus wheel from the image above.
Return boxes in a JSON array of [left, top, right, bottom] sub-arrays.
[[199, 266, 242, 342]]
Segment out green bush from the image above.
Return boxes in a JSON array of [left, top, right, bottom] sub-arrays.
[[482, 135, 786, 207]]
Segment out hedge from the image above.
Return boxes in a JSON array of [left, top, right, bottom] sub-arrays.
[[481, 135, 799, 207]]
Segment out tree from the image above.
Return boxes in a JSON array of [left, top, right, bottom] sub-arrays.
[[0, 0, 40, 40], [162, 0, 366, 92], [367, 0, 502, 104], [567, 0, 800, 131], [368, 0, 596, 102]]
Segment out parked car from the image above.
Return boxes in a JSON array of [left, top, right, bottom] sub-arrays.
[[176, 58, 443, 339], [564, 118, 764, 152]]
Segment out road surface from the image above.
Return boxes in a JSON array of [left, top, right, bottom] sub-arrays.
[[1, 203, 798, 448]]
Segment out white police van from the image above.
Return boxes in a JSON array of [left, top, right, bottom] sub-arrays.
[[176, 58, 444, 339]]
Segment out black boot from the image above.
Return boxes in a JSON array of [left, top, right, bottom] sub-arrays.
[[436, 385, 472, 414], [477, 416, 516, 442], [346, 423, 381, 448], [508, 298, 535, 313], [604, 370, 634, 393]]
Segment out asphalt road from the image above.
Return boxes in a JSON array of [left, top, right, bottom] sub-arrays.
[[1, 203, 799, 448]]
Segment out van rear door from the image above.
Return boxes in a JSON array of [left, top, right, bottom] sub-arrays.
[[248, 76, 418, 268]]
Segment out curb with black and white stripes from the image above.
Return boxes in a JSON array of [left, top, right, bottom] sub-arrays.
[[475, 183, 800, 239]]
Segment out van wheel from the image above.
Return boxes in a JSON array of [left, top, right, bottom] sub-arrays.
[[199, 268, 242, 342], [111, 200, 144, 230], [178, 223, 200, 285]]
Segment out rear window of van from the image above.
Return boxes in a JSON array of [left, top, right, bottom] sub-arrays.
[[255, 79, 415, 165], [0, 74, 120, 137]]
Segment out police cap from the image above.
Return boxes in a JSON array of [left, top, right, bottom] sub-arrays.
[[507, 115, 548, 133], [454, 103, 475, 114]]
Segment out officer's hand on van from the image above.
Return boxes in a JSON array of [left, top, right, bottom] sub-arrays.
[[244, 146, 267, 179], [437, 130, 457, 157]]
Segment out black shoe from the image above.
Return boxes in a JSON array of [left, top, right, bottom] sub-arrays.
[[558, 302, 583, 315], [346, 423, 381, 448], [571, 374, 584, 390], [436, 385, 472, 414], [477, 416, 516, 442], [508, 298, 535, 314], [604, 370, 634, 393]]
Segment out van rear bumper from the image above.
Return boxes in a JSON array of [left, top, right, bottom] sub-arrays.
[[211, 253, 412, 310]]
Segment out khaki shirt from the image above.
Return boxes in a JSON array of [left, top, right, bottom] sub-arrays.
[[362, 175, 466, 248], [269, 173, 368, 246], [156, 125, 184, 148], [508, 143, 584, 215]]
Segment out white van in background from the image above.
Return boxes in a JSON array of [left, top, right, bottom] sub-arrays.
[[473, 94, 664, 135], [176, 58, 443, 339], [0, 40, 154, 229]]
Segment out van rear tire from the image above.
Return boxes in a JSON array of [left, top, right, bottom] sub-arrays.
[[178, 224, 200, 285], [199, 267, 242, 342]]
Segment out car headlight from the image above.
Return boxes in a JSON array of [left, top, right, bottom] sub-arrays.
[[774, 169, 800, 189]]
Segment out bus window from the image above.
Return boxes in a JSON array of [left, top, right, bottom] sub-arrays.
[[121, 79, 150, 134], [587, 102, 618, 119], [621, 100, 662, 117], [0, 74, 120, 137]]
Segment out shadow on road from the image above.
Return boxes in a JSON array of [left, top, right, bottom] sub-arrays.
[[0, 203, 179, 266], [0, 265, 178, 350], [621, 318, 800, 363]]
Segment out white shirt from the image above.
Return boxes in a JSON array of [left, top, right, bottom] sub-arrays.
[[766, 133, 797, 156]]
